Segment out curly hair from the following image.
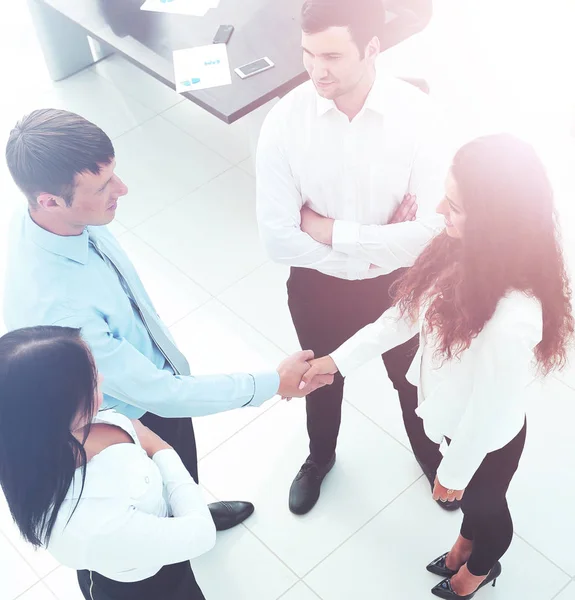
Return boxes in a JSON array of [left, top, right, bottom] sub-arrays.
[[392, 134, 574, 375]]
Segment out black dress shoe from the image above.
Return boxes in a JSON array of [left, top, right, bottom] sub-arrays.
[[289, 454, 336, 515], [208, 501, 254, 531], [431, 561, 501, 599], [427, 552, 459, 577], [416, 458, 461, 512]]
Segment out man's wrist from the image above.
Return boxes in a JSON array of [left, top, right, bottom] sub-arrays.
[[320, 218, 335, 245]]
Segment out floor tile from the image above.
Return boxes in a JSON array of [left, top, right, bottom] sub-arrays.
[[112, 116, 231, 229], [192, 525, 297, 600], [0, 532, 39, 600], [17, 582, 57, 600], [40, 69, 154, 140], [238, 157, 255, 177], [305, 479, 569, 600], [169, 299, 285, 458], [555, 358, 575, 391], [555, 583, 575, 600], [0, 68, 153, 145], [218, 261, 301, 355], [279, 582, 321, 600], [200, 400, 420, 576], [43, 566, 84, 600], [0, 518, 59, 578], [94, 54, 183, 114], [118, 232, 210, 326], [134, 167, 267, 295], [507, 376, 575, 575], [162, 101, 251, 164], [343, 358, 411, 450], [106, 218, 127, 237]]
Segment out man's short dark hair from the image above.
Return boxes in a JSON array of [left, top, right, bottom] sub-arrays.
[[301, 0, 385, 56], [5, 109, 115, 207]]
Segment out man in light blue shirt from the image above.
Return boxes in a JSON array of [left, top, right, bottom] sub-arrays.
[[3, 109, 331, 536]]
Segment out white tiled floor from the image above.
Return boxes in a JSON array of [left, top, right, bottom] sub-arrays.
[[0, 1, 574, 599]]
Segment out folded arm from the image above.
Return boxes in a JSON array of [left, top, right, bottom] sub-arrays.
[[256, 109, 371, 280], [83, 449, 216, 572]]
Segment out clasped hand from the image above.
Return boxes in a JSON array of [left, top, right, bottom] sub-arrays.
[[277, 351, 338, 399], [277, 354, 339, 400]]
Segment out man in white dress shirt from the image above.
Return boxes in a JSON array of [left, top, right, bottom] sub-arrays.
[[257, 0, 454, 514]]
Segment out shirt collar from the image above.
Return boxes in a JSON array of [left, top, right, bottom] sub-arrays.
[[24, 210, 90, 265], [315, 70, 386, 118]]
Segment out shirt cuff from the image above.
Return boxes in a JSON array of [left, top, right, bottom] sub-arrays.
[[329, 347, 356, 379], [246, 371, 280, 407], [436, 451, 485, 491], [332, 220, 361, 255]]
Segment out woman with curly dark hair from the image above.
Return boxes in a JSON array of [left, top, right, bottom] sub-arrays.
[[301, 133, 574, 598]]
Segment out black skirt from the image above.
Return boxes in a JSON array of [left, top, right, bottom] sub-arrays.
[[77, 561, 205, 600]]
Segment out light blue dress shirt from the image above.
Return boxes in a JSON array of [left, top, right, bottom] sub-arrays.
[[3, 210, 280, 419]]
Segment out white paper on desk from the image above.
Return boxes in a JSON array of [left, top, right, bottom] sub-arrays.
[[140, 0, 220, 18], [173, 44, 231, 93]]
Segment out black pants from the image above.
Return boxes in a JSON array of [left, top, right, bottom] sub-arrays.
[[75, 415, 203, 600], [77, 561, 205, 600], [287, 267, 442, 472], [459, 422, 527, 576], [140, 412, 199, 483]]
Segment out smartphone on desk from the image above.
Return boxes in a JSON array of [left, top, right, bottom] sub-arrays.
[[234, 57, 274, 79], [213, 25, 234, 44]]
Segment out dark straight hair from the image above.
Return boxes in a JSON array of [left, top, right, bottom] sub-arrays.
[[0, 326, 98, 547], [301, 0, 386, 56], [5, 108, 115, 207]]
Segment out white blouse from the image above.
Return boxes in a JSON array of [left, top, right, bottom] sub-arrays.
[[47, 411, 216, 582], [331, 291, 543, 490]]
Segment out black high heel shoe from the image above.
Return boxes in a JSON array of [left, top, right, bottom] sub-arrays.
[[431, 561, 501, 599], [427, 552, 459, 577]]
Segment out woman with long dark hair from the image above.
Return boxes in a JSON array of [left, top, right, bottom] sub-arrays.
[[301, 133, 574, 598], [0, 326, 215, 600]]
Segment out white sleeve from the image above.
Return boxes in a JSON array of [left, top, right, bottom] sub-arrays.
[[436, 314, 540, 490], [83, 450, 216, 572], [331, 304, 419, 376], [256, 104, 371, 280], [330, 104, 447, 270]]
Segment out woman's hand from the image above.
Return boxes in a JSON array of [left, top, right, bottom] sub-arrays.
[[432, 476, 465, 503], [131, 420, 172, 458], [299, 356, 339, 390]]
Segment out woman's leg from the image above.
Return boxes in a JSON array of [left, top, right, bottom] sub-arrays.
[[448, 423, 526, 594], [444, 532, 473, 572]]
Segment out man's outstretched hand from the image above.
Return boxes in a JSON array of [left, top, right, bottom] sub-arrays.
[[277, 350, 334, 399]]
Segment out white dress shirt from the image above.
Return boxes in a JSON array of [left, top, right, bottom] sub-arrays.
[[331, 291, 543, 490], [256, 70, 447, 280], [47, 411, 216, 582]]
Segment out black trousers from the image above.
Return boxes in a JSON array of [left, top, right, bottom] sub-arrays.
[[140, 412, 199, 483], [75, 415, 204, 600], [287, 267, 442, 473], [459, 422, 527, 576], [77, 561, 205, 600]]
